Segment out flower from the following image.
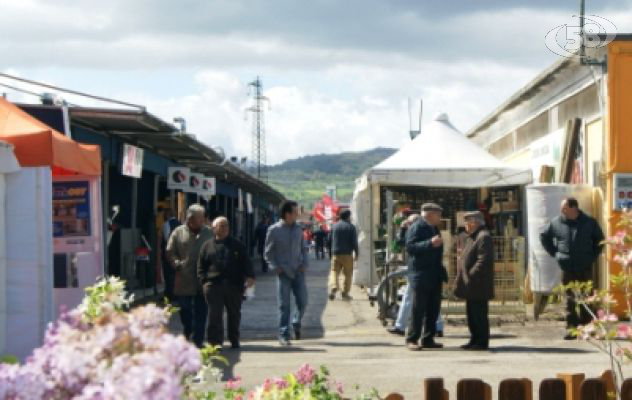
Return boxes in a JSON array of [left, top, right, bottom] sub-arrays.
[[296, 363, 316, 385], [225, 377, 243, 391]]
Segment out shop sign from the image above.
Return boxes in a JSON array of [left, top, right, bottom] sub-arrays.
[[188, 172, 204, 194], [53, 181, 91, 238], [167, 167, 190, 190], [121, 144, 144, 178]]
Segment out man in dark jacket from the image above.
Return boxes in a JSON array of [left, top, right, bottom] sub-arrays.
[[540, 197, 604, 338], [405, 203, 445, 351], [198, 217, 255, 348], [454, 211, 494, 351], [313, 225, 327, 260], [329, 210, 359, 301]]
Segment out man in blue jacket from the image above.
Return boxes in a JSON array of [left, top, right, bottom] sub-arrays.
[[265, 200, 309, 346], [405, 203, 445, 351]]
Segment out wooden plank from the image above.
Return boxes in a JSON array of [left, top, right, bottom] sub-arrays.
[[600, 370, 616, 398], [425, 378, 448, 400], [580, 378, 607, 400], [557, 373, 585, 400], [621, 378, 632, 400], [539, 379, 567, 400], [457, 379, 491, 400], [499, 379, 529, 400]]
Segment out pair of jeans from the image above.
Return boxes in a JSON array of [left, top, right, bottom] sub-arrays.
[[278, 272, 308, 340], [177, 294, 207, 347], [203, 282, 243, 346], [395, 282, 444, 332], [466, 300, 489, 347], [406, 277, 441, 344], [315, 244, 325, 259]]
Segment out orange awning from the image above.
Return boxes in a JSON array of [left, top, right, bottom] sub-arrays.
[[0, 98, 101, 176]]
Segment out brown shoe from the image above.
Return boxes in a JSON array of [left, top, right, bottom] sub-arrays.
[[406, 342, 423, 351], [328, 290, 337, 301]]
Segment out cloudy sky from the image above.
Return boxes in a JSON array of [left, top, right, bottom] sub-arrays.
[[1, 0, 631, 164]]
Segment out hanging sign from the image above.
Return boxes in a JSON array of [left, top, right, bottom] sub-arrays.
[[121, 144, 144, 178], [188, 172, 204, 194], [201, 176, 216, 197], [167, 167, 190, 190]]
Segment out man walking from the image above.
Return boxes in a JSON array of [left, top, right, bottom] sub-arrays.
[[254, 216, 270, 273], [198, 217, 254, 349], [161, 208, 181, 301], [313, 225, 327, 260], [166, 204, 212, 348], [540, 197, 604, 339], [405, 203, 445, 351], [454, 211, 494, 351], [265, 200, 309, 346], [329, 210, 359, 301]]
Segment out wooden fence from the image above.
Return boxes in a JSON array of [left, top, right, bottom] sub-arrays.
[[381, 371, 625, 400]]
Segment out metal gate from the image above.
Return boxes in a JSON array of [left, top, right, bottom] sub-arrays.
[[443, 236, 526, 318]]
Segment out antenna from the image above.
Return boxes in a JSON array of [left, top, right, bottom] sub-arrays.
[[418, 99, 423, 132], [409, 98, 422, 140], [245, 76, 270, 182]]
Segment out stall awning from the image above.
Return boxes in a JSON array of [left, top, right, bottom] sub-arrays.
[[0, 98, 101, 175], [369, 113, 532, 188]]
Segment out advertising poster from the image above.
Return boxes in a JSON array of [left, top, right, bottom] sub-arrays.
[[121, 143, 144, 178], [189, 172, 204, 194], [53, 180, 91, 238], [167, 167, 190, 190], [202, 176, 216, 197]]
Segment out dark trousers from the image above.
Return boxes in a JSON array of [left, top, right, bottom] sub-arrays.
[[177, 294, 207, 347], [466, 300, 490, 347], [315, 243, 325, 259], [406, 279, 441, 344], [161, 254, 175, 301], [259, 248, 268, 272], [203, 283, 243, 346], [562, 269, 593, 328]]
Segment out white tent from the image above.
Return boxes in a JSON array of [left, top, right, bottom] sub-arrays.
[[351, 113, 532, 287]]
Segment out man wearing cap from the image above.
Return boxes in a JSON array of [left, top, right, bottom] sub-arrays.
[[454, 211, 494, 351], [405, 203, 446, 351]]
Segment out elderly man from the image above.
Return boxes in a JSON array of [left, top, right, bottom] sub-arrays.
[[454, 211, 494, 351], [329, 209, 359, 301], [265, 200, 309, 346], [198, 217, 254, 348], [540, 197, 605, 339], [166, 204, 213, 347], [405, 203, 445, 351]]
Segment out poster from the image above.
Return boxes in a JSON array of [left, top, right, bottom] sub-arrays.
[[53, 180, 91, 238], [121, 144, 144, 178], [167, 167, 190, 190], [189, 172, 204, 194], [202, 176, 216, 197]]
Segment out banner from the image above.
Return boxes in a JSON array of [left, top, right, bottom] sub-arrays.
[[53, 180, 91, 238], [188, 172, 203, 194], [167, 167, 190, 190], [121, 144, 144, 178], [201, 176, 216, 197]]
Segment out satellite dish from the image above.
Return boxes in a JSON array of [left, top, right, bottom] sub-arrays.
[[212, 146, 228, 165]]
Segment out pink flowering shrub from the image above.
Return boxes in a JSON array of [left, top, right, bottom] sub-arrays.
[[554, 210, 632, 399]]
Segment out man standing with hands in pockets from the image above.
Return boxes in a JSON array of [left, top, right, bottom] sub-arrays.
[[405, 203, 445, 351], [265, 200, 309, 346]]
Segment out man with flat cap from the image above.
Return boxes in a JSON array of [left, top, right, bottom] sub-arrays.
[[405, 202, 447, 351], [454, 211, 494, 350]]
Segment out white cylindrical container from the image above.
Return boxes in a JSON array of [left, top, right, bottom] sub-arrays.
[[526, 184, 595, 294]]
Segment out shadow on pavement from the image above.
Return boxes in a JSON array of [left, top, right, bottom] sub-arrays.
[[317, 341, 401, 348], [489, 346, 593, 354]]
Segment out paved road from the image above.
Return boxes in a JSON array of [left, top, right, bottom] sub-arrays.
[[170, 256, 624, 398]]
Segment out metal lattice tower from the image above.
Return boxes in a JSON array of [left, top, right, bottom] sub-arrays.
[[246, 76, 270, 182]]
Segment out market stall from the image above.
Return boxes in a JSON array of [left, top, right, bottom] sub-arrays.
[[0, 98, 102, 359], [351, 113, 532, 316]]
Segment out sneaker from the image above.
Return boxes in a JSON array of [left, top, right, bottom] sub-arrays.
[[341, 293, 353, 301], [436, 330, 444, 338], [328, 290, 337, 300], [422, 341, 444, 349], [278, 337, 291, 346], [460, 342, 474, 349], [387, 327, 406, 336]]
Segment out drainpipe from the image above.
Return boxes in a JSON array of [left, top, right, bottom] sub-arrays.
[[0, 174, 6, 355]]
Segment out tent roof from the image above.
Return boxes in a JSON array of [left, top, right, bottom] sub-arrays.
[[0, 98, 101, 175], [369, 113, 531, 188]]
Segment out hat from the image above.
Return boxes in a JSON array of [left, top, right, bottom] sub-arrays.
[[463, 211, 484, 220], [421, 203, 443, 212]]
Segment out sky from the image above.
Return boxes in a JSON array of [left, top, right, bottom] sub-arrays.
[[1, 0, 631, 165]]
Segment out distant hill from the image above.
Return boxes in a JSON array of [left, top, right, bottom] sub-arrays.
[[267, 147, 396, 208]]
